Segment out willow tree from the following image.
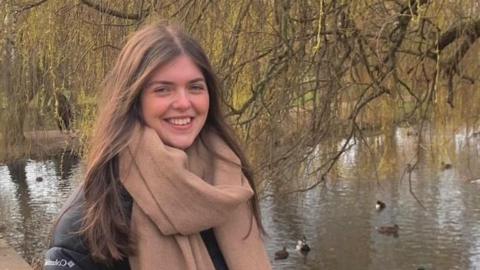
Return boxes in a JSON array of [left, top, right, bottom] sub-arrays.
[[1, 0, 479, 193]]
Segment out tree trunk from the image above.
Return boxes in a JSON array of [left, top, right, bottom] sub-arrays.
[[1, 11, 26, 159]]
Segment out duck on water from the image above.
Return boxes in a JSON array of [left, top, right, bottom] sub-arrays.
[[296, 236, 311, 254], [376, 224, 399, 237], [274, 246, 289, 260], [375, 200, 386, 211]]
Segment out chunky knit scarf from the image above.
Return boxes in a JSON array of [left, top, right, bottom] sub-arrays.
[[119, 125, 271, 270]]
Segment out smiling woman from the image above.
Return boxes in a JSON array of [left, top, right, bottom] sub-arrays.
[[41, 22, 271, 270], [141, 55, 210, 150]]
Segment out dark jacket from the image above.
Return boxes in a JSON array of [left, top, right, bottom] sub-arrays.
[[43, 187, 228, 270]]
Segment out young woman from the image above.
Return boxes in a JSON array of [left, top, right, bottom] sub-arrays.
[[43, 22, 271, 270]]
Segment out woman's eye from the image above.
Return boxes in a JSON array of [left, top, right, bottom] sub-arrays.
[[153, 87, 170, 93], [190, 84, 205, 91]]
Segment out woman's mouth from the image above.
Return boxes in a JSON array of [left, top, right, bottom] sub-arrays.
[[166, 117, 192, 126]]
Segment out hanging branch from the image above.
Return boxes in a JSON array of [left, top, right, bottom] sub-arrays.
[[435, 19, 480, 51], [14, 0, 49, 13], [383, 0, 429, 66], [79, 0, 149, 20], [433, 19, 480, 107]]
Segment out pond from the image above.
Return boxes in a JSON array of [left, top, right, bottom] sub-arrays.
[[1, 127, 480, 269]]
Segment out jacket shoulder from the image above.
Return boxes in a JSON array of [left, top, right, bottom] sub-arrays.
[[44, 186, 132, 270], [43, 188, 106, 270], [51, 189, 85, 250]]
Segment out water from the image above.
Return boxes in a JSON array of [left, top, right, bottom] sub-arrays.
[[263, 127, 480, 270], [0, 153, 81, 264], [1, 128, 480, 269], [263, 170, 480, 269]]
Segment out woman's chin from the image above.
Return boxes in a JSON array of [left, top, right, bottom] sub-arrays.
[[163, 138, 195, 150]]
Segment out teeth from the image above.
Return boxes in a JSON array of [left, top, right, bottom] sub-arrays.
[[168, 117, 191, 126]]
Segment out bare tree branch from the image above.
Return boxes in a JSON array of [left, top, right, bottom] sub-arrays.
[[14, 0, 48, 13], [436, 19, 480, 51], [79, 0, 149, 20]]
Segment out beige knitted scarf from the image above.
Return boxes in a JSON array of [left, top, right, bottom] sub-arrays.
[[119, 125, 271, 270]]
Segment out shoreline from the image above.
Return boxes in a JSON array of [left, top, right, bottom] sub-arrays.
[[0, 237, 33, 270], [0, 130, 80, 164]]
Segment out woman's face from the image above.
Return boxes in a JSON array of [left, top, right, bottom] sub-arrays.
[[141, 55, 210, 149]]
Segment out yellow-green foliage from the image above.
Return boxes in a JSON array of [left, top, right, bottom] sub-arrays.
[[0, 0, 479, 181]]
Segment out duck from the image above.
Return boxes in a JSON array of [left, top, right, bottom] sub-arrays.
[[295, 236, 310, 254], [406, 130, 418, 136], [469, 178, 480, 183], [274, 246, 289, 260], [376, 224, 399, 235], [441, 161, 452, 170], [406, 163, 414, 173], [375, 200, 386, 211]]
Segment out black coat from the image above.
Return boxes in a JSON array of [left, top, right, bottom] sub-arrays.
[[43, 187, 229, 270]]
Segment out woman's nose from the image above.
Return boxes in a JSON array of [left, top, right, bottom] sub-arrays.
[[172, 90, 191, 110]]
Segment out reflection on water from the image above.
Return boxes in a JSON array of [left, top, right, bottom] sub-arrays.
[[263, 127, 480, 270], [1, 128, 480, 269], [0, 153, 80, 263]]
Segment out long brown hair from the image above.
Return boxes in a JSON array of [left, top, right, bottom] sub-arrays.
[[81, 21, 264, 264]]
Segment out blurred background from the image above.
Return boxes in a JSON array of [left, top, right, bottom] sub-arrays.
[[1, 0, 480, 269]]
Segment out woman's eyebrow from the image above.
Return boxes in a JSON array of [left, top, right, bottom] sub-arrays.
[[145, 78, 205, 87], [189, 78, 206, 83], [145, 80, 174, 87]]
